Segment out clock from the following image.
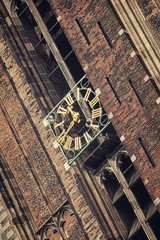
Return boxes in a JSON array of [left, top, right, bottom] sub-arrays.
[[45, 76, 110, 164]]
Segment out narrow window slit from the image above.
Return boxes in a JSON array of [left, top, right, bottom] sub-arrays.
[[138, 137, 155, 167], [106, 77, 121, 105], [129, 80, 143, 106], [76, 18, 90, 45], [98, 21, 113, 48]]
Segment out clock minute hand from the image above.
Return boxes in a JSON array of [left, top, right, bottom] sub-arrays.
[[57, 120, 75, 144], [66, 120, 75, 135]]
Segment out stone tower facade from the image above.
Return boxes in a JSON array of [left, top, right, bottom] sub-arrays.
[[0, 0, 160, 239]]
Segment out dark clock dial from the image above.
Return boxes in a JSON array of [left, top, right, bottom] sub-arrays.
[[52, 88, 102, 148], [46, 77, 109, 162]]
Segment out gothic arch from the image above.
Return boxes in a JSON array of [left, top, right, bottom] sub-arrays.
[[57, 204, 75, 239], [41, 220, 62, 240], [9, 0, 18, 17]]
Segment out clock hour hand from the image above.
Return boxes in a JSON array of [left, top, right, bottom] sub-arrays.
[[67, 106, 80, 123]]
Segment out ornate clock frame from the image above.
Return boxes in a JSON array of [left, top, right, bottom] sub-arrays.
[[44, 75, 110, 165]]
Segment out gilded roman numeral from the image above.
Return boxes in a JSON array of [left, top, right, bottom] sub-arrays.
[[75, 137, 82, 150], [83, 131, 92, 143], [64, 93, 74, 106], [57, 106, 67, 116], [92, 108, 102, 119], [90, 123, 99, 130], [57, 130, 66, 144], [64, 136, 73, 150], [89, 96, 99, 108], [84, 88, 91, 102], [54, 121, 64, 129]]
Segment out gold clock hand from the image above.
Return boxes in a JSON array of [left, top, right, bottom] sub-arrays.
[[67, 106, 80, 123], [66, 120, 75, 135], [57, 120, 75, 144]]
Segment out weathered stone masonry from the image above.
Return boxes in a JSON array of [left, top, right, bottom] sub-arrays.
[[0, 0, 160, 239]]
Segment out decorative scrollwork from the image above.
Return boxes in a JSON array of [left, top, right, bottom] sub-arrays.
[[40, 203, 76, 240], [41, 220, 61, 240]]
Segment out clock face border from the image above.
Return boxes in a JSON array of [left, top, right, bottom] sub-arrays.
[[45, 75, 111, 165]]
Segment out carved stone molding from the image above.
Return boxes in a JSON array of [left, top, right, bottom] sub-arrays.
[[40, 203, 76, 240]]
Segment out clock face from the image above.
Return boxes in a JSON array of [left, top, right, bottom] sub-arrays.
[[46, 77, 109, 161]]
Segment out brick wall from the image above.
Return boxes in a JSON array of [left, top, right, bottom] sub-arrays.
[[0, 28, 67, 231], [1, 0, 160, 239], [50, 0, 160, 211]]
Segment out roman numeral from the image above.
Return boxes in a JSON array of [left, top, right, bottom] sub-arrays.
[[92, 108, 102, 119], [64, 93, 74, 106], [57, 130, 66, 144], [89, 96, 99, 108], [57, 106, 67, 116], [75, 137, 82, 150], [84, 88, 91, 102], [83, 131, 92, 143], [64, 136, 73, 150], [90, 123, 99, 130], [54, 121, 64, 129]]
